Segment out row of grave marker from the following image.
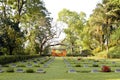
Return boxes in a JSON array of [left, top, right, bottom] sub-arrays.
[[0, 68, 46, 73], [43, 57, 55, 68], [63, 58, 76, 73], [0, 57, 52, 68], [63, 58, 120, 73]]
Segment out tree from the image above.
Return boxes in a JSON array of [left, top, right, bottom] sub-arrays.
[[0, 0, 52, 55], [58, 9, 86, 54], [88, 0, 120, 56]]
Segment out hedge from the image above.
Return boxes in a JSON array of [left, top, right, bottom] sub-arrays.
[[0, 55, 40, 65]]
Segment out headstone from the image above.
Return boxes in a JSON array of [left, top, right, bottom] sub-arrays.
[[33, 61, 37, 63], [33, 62, 38, 65], [93, 62, 97, 65], [67, 64, 72, 68], [11, 64, 17, 67], [83, 64, 88, 68], [26, 64, 32, 67], [91, 69, 99, 73], [115, 69, 120, 72], [68, 69, 76, 73], [0, 69, 4, 73], [44, 64, 48, 68], [36, 69, 46, 73], [16, 68, 24, 73], [112, 61, 116, 64]]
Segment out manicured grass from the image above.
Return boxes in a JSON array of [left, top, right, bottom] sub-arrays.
[[0, 57, 120, 80]]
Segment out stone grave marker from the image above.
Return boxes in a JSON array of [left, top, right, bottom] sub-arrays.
[[91, 69, 99, 73], [0, 68, 4, 73], [36, 69, 46, 73], [33, 61, 37, 63], [66, 63, 72, 68], [83, 64, 88, 68], [93, 62, 97, 65], [11, 64, 17, 67], [16, 68, 24, 73], [115, 69, 120, 73], [44, 64, 48, 68], [68, 69, 76, 73], [26, 64, 32, 67], [112, 61, 116, 64], [33, 62, 38, 65]]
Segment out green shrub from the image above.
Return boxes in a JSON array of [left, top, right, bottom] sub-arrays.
[[26, 69, 34, 73], [75, 64, 81, 67], [2, 64, 9, 67], [0, 55, 40, 65], [40, 62, 44, 64], [108, 46, 120, 58], [92, 64, 99, 67], [6, 68, 14, 72], [34, 65, 40, 67], [17, 64, 26, 67]]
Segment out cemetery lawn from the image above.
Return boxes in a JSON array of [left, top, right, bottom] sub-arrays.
[[0, 57, 120, 80]]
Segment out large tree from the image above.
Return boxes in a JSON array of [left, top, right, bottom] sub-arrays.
[[0, 0, 52, 55], [58, 9, 86, 54], [88, 0, 120, 55]]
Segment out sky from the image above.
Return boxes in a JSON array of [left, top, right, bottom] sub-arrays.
[[43, 0, 102, 21], [43, 0, 102, 43]]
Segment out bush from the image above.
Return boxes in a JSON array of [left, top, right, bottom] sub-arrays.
[[6, 68, 14, 72], [40, 62, 44, 64], [0, 55, 40, 65], [17, 64, 26, 67], [34, 65, 40, 67], [108, 46, 120, 58], [92, 64, 99, 67], [26, 69, 34, 73], [101, 65, 111, 72], [80, 49, 93, 57], [75, 64, 81, 67], [2, 64, 9, 67]]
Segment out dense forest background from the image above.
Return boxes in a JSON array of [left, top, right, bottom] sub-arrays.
[[0, 0, 120, 58]]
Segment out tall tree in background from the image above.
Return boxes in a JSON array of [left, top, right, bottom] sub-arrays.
[[88, 0, 120, 55], [58, 9, 86, 54], [0, 0, 26, 55], [0, 0, 52, 55]]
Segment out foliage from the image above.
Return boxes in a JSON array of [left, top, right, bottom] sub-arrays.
[[6, 68, 14, 73], [17, 64, 26, 67], [26, 69, 34, 73], [0, 0, 56, 55], [80, 49, 93, 57], [0, 55, 40, 65], [92, 64, 99, 67], [108, 46, 120, 58], [75, 64, 81, 67], [58, 9, 86, 55], [88, 0, 120, 55]]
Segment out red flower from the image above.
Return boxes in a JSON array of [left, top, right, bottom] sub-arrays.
[[102, 65, 111, 72]]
